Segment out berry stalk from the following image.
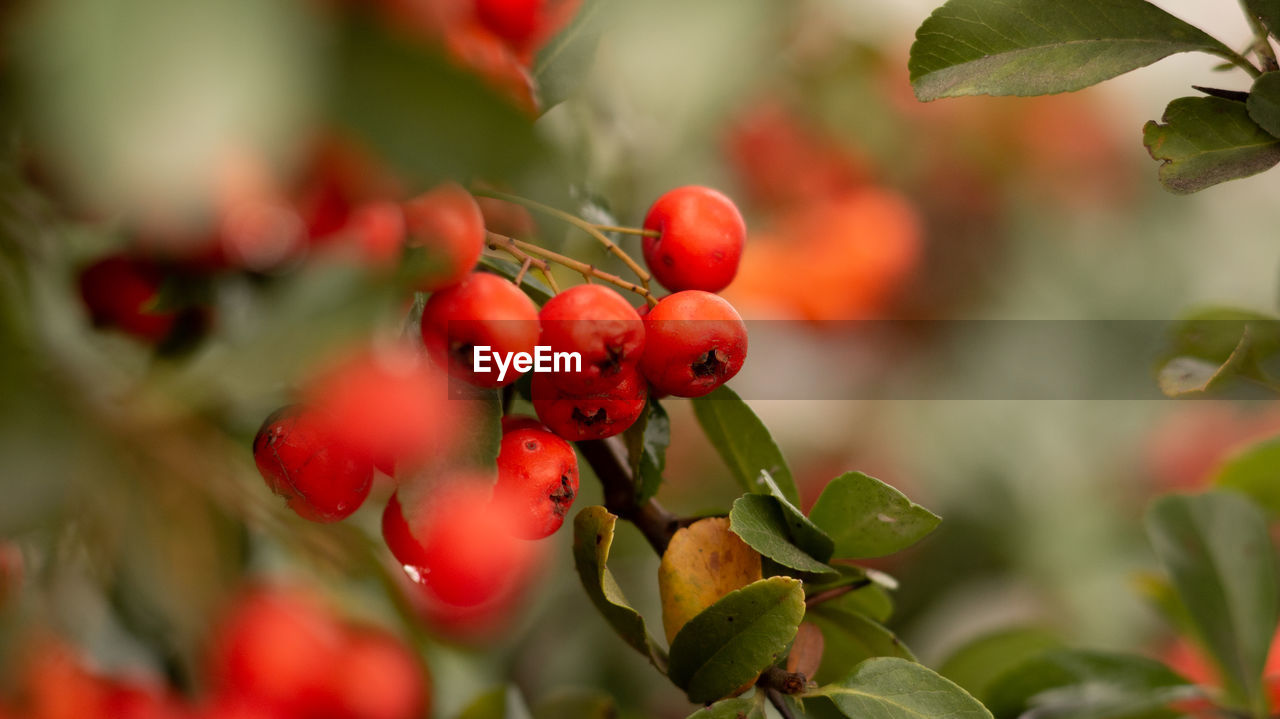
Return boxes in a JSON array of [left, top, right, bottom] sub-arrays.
[[486, 231, 658, 306]]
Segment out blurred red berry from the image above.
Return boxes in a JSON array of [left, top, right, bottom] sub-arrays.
[[324, 629, 429, 719], [78, 255, 178, 343], [386, 479, 536, 607], [208, 588, 345, 715], [403, 183, 486, 291]]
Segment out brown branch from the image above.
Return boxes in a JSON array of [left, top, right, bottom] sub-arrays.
[[576, 438, 681, 554], [487, 232, 657, 306], [804, 579, 872, 609]]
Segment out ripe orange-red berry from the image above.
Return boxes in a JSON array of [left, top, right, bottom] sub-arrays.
[[531, 365, 647, 441], [383, 480, 535, 607], [638, 291, 747, 397], [495, 426, 579, 539], [474, 0, 544, 52], [253, 406, 372, 523], [403, 183, 485, 291], [343, 200, 406, 267], [420, 272, 541, 387], [538, 284, 645, 394], [642, 186, 746, 293]]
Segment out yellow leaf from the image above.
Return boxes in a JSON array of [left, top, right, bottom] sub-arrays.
[[658, 517, 762, 644]]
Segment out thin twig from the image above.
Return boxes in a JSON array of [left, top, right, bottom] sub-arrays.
[[488, 231, 658, 306], [472, 188, 653, 288], [591, 223, 660, 238], [512, 257, 533, 286]]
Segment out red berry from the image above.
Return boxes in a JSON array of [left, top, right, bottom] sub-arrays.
[[474, 0, 544, 51], [531, 365, 647, 441], [304, 344, 461, 469], [638, 290, 747, 397], [325, 629, 429, 719], [253, 406, 373, 523], [495, 427, 579, 539], [642, 186, 746, 293], [209, 588, 344, 714], [420, 272, 541, 387], [403, 182, 485, 291], [77, 255, 178, 343], [382, 493, 429, 569], [539, 284, 645, 394], [344, 200, 406, 267], [385, 480, 535, 607]]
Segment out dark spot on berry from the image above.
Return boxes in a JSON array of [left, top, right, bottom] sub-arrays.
[[691, 349, 726, 378], [524, 439, 539, 451], [572, 407, 607, 426], [662, 255, 675, 267], [549, 474, 575, 517], [449, 340, 475, 367]]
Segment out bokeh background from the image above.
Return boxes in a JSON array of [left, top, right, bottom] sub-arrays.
[[1, 0, 1278, 716]]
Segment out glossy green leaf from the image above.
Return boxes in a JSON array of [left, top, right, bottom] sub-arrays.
[[1248, 72, 1280, 138], [730, 495, 836, 577], [692, 387, 800, 506], [531, 689, 616, 719], [625, 399, 670, 503], [534, 0, 613, 111], [1214, 435, 1280, 516], [685, 696, 764, 719], [937, 628, 1064, 705], [1144, 97, 1280, 194], [1165, 308, 1280, 361], [331, 17, 545, 186], [572, 506, 668, 671], [984, 649, 1196, 719], [909, 0, 1232, 101], [1145, 492, 1279, 712], [667, 576, 805, 704], [808, 607, 915, 685], [808, 472, 940, 559], [809, 657, 993, 719]]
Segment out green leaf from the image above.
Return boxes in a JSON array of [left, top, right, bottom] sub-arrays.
[[1214, 435, 1280, 516], [1157, 309, 1280, 396], [1145, 492, 1280, 712], [809, 607, 915, 686], [937, 628, 1064, 705], [533, 0, 613, 111], [572, 506, 669, 672], [730, 495, 837, 577], [624, 399, 670, 503], [983, 649, 1196, 719], [478, 255, 554, 305], [331, 17, 546, 186], [667, 576, 805, 704], [458, 686, 534, 719], [908, 0, 1232, 101], [808, 472, 940, 560], [531, 689, 616, 719], [809, 657, 993, 719], [1248, 72, 1280, 137], [1243, 1, 1280, 38], [686, 696, 765, 719], [1143, 96, 1280, 194], [692, 386, 800, 506]]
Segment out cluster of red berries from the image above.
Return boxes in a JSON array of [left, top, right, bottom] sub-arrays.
[[0, 587, 427, 719], [249, 183, 748, 614]]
